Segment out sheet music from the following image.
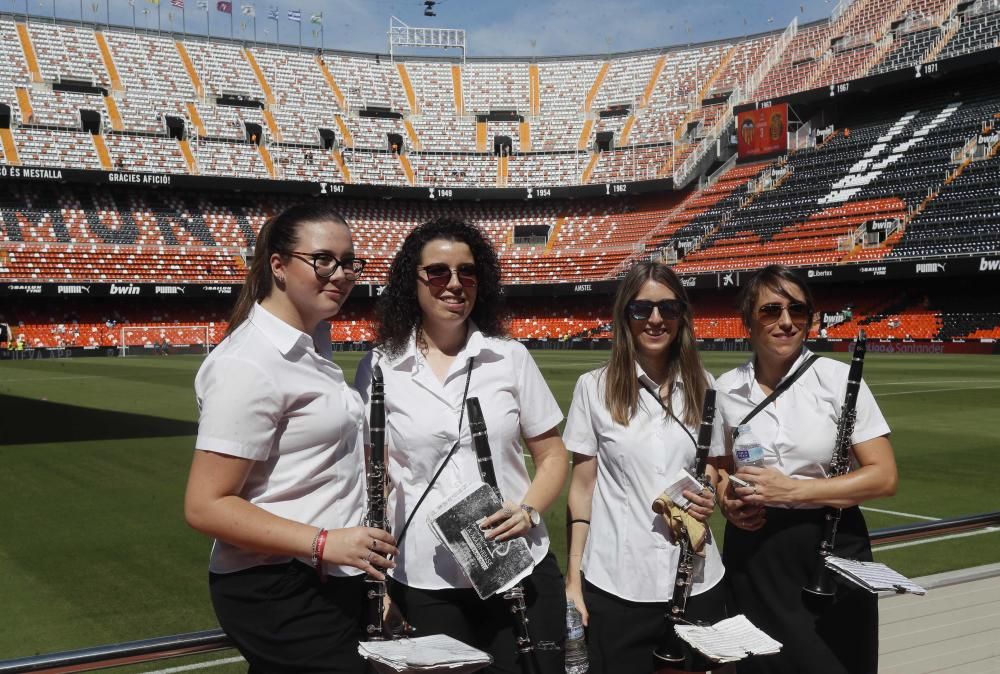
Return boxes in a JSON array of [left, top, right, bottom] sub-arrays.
[[663, 468, 703, 509], [825, 556, 927, 595], [674, 615, 782, 663], [358, 634, 492, 673]]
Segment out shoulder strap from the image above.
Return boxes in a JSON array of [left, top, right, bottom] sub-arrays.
[[737, 354, 820, 430]]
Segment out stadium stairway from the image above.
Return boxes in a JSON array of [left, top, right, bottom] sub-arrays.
[[14, 88, 33, 127], [244, 48, 276, 105], [316, 55, 347, 109], [15, 21, 41, 82], [396, 62, 419, 114], [584, 61, 609, 112], [91, 135, 113, 170], [528, 63, 540, 116], [451, 64, 464, 115], [334, 116, 354, 148], [175, 41, 204, 97], [404, 120, 422, 151], [178, 140, 198, 174], [94, 31, 123, 92], [0, 129, 20, 166]]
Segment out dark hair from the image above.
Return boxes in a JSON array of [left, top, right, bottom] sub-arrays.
[[375, 218, 507, 357], [604, 261, 708, 427], [737, 264, 815, 332], [226, 202, 349, 336]]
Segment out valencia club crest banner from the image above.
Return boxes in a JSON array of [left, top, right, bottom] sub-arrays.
[[737, 103, 788, 158]]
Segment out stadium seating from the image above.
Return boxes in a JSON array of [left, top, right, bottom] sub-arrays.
[[3, 0, 1000, 189]]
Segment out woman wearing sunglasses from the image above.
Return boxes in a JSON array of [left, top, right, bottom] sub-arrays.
[[355, 218, 569, 673], [184, 203, 398, 673], [715, 264, 897, 674], [563, 261, 725, 674]]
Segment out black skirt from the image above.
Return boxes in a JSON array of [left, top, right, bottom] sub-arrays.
[[390, 552, 566, 674], [722, 506, 878, 674], [583, 577, 727, 673], [210, 561, 368, 674]]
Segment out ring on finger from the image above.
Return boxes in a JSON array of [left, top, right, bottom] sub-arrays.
[[370, 538, 377, 551], [752, 484, 759, 496], [502, 507, 514, 518], [366, 551, 374, 564]]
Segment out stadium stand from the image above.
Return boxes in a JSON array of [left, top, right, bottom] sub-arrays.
[[2, 3, 1000, 187], [2, 0, 1000, 354]]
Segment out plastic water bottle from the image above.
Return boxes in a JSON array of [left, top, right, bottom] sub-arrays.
[[565, 600, 589, 674], [733, 424, 766, 469]]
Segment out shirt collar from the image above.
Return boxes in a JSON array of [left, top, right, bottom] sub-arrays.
[[389, 321, 500, 373], [249, 303, 318, 356], [732, 345, 813, 396], [635, 361, 684, 394]]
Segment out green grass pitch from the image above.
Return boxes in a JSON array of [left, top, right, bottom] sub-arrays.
[[1, 350, 998, 665]]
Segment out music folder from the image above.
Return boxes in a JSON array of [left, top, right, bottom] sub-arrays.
[[428, 482, 534, 599]]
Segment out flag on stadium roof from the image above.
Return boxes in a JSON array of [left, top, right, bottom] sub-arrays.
[[309, 11, 322, 24], [287, 8, 301, 22], [240, 3, 254, 16], [170, 0, 184, 8], [267, 5, 278, 20], [216, 0, 232, 13]]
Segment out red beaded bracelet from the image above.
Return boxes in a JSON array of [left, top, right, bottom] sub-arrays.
[[311, 528, 328, 578]]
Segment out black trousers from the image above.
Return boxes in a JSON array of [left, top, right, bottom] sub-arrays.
[[210, 561, 368, 674], [722, 506, 878, 674], [583, 578, 727, 673], [390, 552, 566, 674]]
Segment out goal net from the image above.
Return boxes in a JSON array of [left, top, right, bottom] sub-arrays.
[[119, 324, 217, 357]]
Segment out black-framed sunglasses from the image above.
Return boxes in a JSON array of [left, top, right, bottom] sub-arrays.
[[757, 302, 812, 326], [287, 251, 366, 279], [626, 299, 685, 321], [420, 263, 478, 288]]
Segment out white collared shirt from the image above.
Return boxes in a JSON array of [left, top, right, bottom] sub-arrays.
[[354, 327, 564, 591], [194, 303, 367, 576], [716, 347, 891, 508], [562, 364, 726, 602]]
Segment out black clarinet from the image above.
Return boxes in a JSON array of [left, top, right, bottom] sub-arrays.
[[803, 331, 867, 597], [466, 397, 540, 674], [365, 364, 389, 639], [654, 389, 718, 664]]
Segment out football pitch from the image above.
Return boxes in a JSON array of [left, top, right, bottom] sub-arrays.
[[1, 350, 999, 667]]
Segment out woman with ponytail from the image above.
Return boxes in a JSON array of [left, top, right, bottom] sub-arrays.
[[184, 203, 397, 673], [563, 261, 726, 673]]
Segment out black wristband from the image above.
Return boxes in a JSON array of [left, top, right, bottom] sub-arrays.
[[569, 519, 591, 526]]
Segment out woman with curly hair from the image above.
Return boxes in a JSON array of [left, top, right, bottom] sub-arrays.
[[355, 218, 569, 673]]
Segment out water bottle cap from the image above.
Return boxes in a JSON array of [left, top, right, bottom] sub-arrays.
[[737, 424, 752, 435], [567, 599, 576, 609]]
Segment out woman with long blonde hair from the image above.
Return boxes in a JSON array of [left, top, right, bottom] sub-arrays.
[[564, 261, 726, 673]]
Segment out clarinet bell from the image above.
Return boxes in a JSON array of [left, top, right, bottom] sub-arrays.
[[802, 565, 836, 598], [653, 644, 685, 664], [653, 610, 686, 664]]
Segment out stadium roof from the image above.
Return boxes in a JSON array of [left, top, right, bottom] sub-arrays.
[[7, 0, 833, 57]]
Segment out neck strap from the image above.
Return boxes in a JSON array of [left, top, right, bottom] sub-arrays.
[[737, 354, 820, 433], [638, 378, 698, 451]]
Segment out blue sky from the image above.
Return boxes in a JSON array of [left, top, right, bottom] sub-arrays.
[[7, 0, 836, 55]]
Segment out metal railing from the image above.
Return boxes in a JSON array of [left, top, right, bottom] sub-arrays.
[[1, 511, 998, 674]]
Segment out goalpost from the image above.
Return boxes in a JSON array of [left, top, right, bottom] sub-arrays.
[[119, 325, 215, 357]]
